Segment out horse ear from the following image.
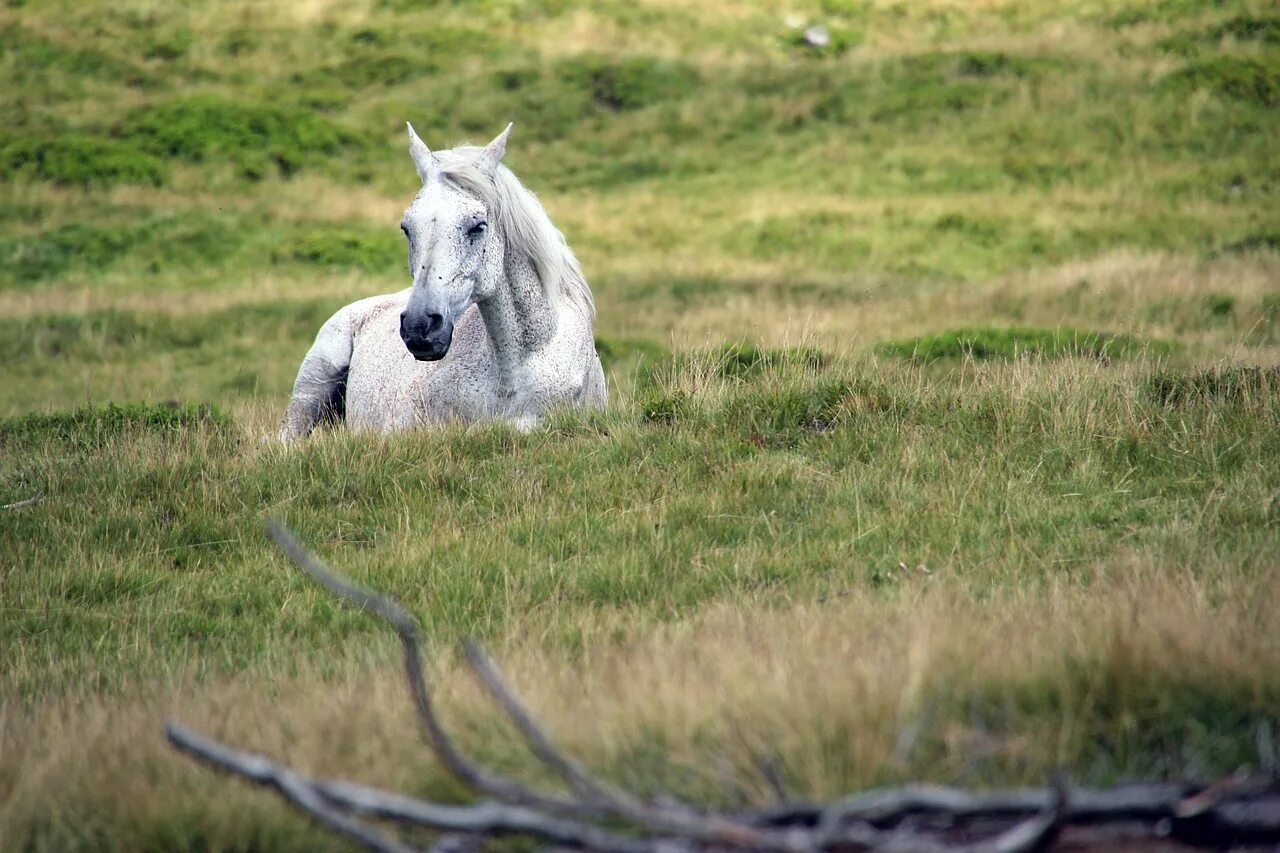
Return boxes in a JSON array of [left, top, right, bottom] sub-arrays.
[[407, 122, 435, 183], [477, 122, 513, 177]]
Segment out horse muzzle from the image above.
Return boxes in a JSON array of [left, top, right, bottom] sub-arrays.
[[400, 310, 454, 361]]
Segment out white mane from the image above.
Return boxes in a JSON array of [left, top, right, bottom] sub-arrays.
[[433, 146, 595, 317], [279, 132, 607, 442]]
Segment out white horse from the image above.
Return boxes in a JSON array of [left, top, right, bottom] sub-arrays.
[[279, 123, 605, 442]]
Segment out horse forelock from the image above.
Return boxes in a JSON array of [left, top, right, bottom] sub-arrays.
[[432, 146, 595, 318]]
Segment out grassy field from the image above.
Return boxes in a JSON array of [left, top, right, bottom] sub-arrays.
[[2, 0, 1279, 849]]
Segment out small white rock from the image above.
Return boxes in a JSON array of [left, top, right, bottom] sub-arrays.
[[803, 25, 831, 48]]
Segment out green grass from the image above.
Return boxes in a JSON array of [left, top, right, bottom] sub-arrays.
[[0, 214, 245, 287], [4, 353, 1277, 696], [0, 130, 168, 187], [117, 95, 371, 180], [1158, 55, 1280, 106], [1146, 364, 1280, 405], [875, 326, 1167, 363], [0, 401, 229, 449], [0, 0, 1278, 849]]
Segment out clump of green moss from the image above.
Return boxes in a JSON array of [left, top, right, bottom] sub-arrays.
[[1159, 15, 1280, 54], [1158, 57, 1279, 107], [117, 95, 367, 179], [279, 229, 401, 271], [0, 132, 167, 187]]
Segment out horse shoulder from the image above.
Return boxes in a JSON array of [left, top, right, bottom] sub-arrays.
[[516, 310, 604, 412]]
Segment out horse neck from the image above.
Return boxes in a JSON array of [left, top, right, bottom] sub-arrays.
[[477, 252, 557, 395]]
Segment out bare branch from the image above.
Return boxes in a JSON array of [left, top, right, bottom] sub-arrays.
[[167, 722, 672, 853], [2, 493, 44, 510], [314, 779, 666, 853], [267, 521, 801, 850], [266, 520, 587, 817], [984, 778, 1066, 853], [161, 524, 1280, 853], [462, 640, 802, 851], [427, 834, 481, 853], [166, 723, 419, 853], [462, 640, 618, 805]]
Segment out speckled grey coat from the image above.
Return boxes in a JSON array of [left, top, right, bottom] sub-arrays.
[[279, 125, 605, 442]]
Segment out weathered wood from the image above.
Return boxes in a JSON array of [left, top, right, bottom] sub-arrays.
[[166, 524, 1280, 852]]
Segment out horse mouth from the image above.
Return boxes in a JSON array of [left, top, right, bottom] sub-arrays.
[[400, 327, 453, 361], [406, 341, 449, 361]]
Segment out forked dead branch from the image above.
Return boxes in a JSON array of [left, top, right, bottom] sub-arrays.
[[165, 523, 1280, 852]]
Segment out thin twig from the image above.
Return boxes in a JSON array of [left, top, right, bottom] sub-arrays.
[[314, 779, 666, 853], [462, 640, 801, 850], [2, 493, 44, 510], [161, 524, 1280, 852], [266, 520, 585, 817], [270, 522, 797, 851], [167, 723, 419, 853], [167, 722, 669, 853], [984, 777, 1066, 853], [462, 640, 615, 805]]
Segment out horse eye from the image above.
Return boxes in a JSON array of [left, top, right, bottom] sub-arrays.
[[400, 222, 409, 237], [468, 221, 487, 237]]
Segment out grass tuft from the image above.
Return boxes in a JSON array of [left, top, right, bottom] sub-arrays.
[[0, 22, 147, 84], [0, 131, 167, 187], [0, 301, 337, 363], [556, 55, 701, 112], [291, 25, 491, 89], [876, 327, 1166, 364], [1158, 56, 1280, 107], [594, 336, 669, 373], [715, 343, 829, 378], [1145, 365, 1280, 407], [0, 215, 243, 287], [1212, 232, 1280, 256], [0, 401, 230, 449], [1159, 14, 1280, 54], [1202, 293, 1236, 319], [278, 228, 401, 271]]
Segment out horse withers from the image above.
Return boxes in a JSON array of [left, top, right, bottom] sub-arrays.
[[279, 124, 606, 442]]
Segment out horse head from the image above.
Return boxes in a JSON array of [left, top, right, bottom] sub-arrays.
[[398, 123, 512, 361]]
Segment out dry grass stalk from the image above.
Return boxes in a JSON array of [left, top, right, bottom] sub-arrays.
[[166, 525, 1280, 852]]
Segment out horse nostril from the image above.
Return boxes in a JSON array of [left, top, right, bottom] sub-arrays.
[[425, 313, 444, 334]]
